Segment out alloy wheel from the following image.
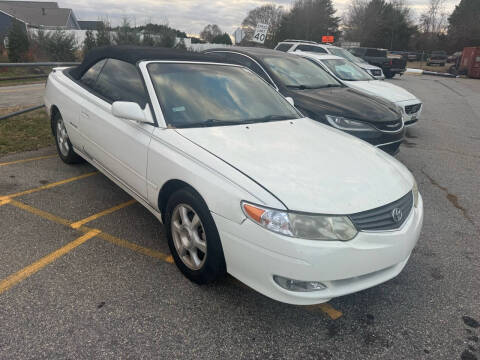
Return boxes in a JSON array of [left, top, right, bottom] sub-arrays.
[[56, 118, 70, 157], [171, 203, 207, 270]]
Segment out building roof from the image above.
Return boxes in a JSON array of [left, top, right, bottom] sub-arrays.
[[0, 1, 75, 28], [78, 20, 103, 30], [69, 46, 229, 80]]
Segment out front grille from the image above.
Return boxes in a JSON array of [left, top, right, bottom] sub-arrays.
[[349, 191, 413, 231], [374, 119, 403, 132], [371, 69, 381, 76], [404, 103, 421, 114]]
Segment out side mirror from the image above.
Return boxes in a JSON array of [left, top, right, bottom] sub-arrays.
[[112, 101, 153, 124], [285, 97, 295, 107]]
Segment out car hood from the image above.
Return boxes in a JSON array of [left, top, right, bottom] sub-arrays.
[[176, 118, 413, 214], [355, 62, 381, 71], [345, 80, 418, 103], [289, 87, 400, 124]]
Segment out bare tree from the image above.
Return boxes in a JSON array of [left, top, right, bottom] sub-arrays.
[[419, 0, 448, 34], [241, 4, 284, 47], [200, 24, 222, 43]]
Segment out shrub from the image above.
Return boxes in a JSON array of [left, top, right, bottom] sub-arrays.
[[7, 21, 29, 62]]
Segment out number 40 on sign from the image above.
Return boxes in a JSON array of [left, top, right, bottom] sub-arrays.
[[252, 23, 269, 44]]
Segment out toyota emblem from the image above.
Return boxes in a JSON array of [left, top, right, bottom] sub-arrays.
[[391, 208, 403, 223]]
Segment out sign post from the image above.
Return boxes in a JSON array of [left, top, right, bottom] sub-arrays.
[[252, 23, 269, 44]]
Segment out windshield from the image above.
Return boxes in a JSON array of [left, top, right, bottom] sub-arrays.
[[261, 55, 341, 89], [323, 59, 374, 81], [329, 47, 362, 63], [148, 63, 301, 128]]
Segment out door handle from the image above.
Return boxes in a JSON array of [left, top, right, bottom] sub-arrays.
[[80, 110, 89, 118]]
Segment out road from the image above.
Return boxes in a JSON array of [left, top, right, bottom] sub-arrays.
[[0, 83, 45, 109], [0, 74, 479, 359]]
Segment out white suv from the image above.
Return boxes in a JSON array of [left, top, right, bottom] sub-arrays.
[[275, 40, 385, 80]]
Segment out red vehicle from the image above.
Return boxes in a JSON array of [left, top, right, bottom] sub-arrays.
[[460, 47, 480, 79]]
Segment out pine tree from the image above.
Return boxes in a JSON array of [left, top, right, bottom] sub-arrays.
[[448, 0, 480, 50], [83, 30, 97, 53], [7, 21, 29, 62], [278, 0, 341, 42]]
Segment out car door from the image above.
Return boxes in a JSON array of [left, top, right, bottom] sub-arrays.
[[77, 58, 154, 200]]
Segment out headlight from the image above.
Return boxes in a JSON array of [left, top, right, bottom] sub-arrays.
[[412, 179, 419, 208], [326, 115, 376, 132], [242, 202, 358, 241]]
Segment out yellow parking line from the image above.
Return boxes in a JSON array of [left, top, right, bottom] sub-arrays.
[[8, 199, 173, 264], [0, 198, 11, 206], [9, 199, 73, 227], [70, 199, 137, 229], [0, 229, 100, 295], [0, 154, 57, 167], [306, 303, 343, 320], [0, 172, 98, 201], [98, 232, 174, 263]]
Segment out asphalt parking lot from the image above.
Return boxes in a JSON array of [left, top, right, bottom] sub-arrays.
[[0, 74, 479, 359]]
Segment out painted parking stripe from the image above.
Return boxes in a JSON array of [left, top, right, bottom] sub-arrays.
[[8, 199, 173, 264], [98, 232, 174, 263], [0, 172, 98, 201], [0, 154, 57, 167], [0, 229, 101, 295], [4, 198, 342, 317], [0, 198, 11, 207], [9, 199, 73, 227], [70, 199, 137, 229]]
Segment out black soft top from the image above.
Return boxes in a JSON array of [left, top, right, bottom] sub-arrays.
[[69, 45, 226, 80]]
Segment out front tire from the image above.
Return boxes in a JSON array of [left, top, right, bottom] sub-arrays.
[[53, 112, 82, 164], [165, 187, 226, 284]]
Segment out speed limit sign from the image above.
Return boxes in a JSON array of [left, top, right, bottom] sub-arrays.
[[252, 23, 269, 44]]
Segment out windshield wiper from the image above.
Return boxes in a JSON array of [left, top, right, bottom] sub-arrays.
[[286, 84, 313, 90], [178, 119, 244, 128], [176, 115, 292, 129], [242, 115, 292, 123], [286, 84, 341, 90], [316, 84, 342, 88]]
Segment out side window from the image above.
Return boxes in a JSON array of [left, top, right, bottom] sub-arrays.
[[224, 53, 274, 86], [295, 45, 327, 53], [80, 59, 106, 88], [275, 43, 293, 52], [351, 48, 364, 57], [94, 59, 147, 108]]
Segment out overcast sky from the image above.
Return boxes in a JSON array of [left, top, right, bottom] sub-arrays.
[[52, 0, 460, 35]]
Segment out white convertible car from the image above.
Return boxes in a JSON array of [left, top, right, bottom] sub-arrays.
[[296, 52, 423, 126], [44, 46, 423, 305]]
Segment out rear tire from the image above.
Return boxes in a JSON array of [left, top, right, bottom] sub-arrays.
[[165, 187, 226, 284], [53, 111, 83, 164]]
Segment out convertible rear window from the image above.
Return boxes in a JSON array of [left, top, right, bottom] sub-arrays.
[[93, 59, 147, 107], [148, 63, 301, 128], [80, 59, 106, 88]]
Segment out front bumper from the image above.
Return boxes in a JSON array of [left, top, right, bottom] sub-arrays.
[[396, 100, 423, 126], [214, 195, 424, 305], [348, 126, 405, 155]]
